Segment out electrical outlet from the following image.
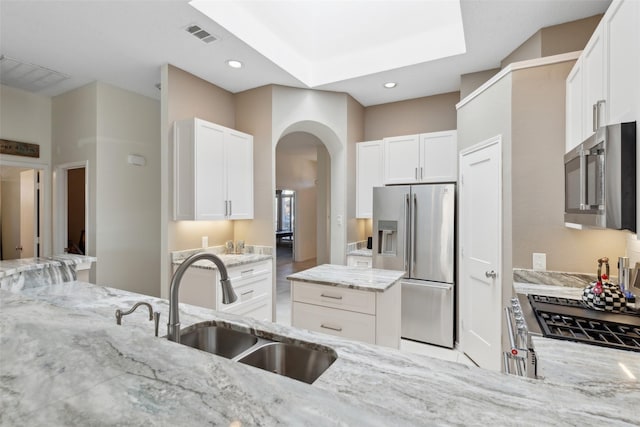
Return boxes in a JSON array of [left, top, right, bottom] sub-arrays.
[[533, 253, 546, 271]]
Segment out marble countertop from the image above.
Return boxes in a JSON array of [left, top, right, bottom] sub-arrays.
[[0, 254, 96, 279], [287, 264, 405, 292], [172, 253, 272, 270], [514, 282, 640, 386], [2, 281, 640, 425], [347, 249, 372, 257]]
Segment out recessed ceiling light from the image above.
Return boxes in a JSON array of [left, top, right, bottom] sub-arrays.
[[383, 82, 397, 89], [226, 60, 243, 69]]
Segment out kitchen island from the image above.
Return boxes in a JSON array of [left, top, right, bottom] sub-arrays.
[[2, 277, 639, 425], [288, 264, 404, 348]]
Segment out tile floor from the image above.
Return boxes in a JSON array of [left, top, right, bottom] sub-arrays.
[[275, 244, 476, 367]]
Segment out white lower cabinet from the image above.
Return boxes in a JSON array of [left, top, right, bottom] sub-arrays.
[[291, 280, 400, 348], [346, 255, 372, 268], [174, 259, 272, 322]]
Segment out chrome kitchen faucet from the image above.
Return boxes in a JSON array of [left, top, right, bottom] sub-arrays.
[[167, 252, 238, 343]]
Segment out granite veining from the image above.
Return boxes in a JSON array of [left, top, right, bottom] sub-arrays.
[[0, 254, 96, 291], [514, 282, 639, 387], [3, 280, 640, 426], [287, 264, 405, 292], [171, 246, 272, 270], [513, 268, 601, 288]]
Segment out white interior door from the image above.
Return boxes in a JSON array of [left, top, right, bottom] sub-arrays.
[[459, 136, 502, 372], [19, 169, 36, 258]]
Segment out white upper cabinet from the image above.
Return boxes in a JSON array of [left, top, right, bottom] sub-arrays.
[[383, 134, 421, 184], [581, 25, 605, 139], [566, 0, 639, 152], [225, 129, 254, 220], [566, 61, 584, 152], [173, 118, 253, 221], [420, 130, 458, 183], [356, 140, 383, 218], [603, 0, 639, 125], [383, 130, 457, 184]]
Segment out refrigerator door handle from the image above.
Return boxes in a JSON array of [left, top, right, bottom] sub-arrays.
[[404, 193, 410, 271], [412, 193, 417, 276]]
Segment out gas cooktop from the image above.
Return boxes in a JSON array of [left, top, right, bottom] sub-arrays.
[[527, 294, 640, 352]]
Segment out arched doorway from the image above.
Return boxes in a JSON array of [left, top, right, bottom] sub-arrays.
[[274, 130, 331, 325]]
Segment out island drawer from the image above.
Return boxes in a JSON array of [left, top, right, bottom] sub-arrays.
[[292, 302, 375, 343], [291, 281, 376, 315]]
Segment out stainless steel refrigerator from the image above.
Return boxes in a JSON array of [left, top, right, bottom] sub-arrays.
[[372, 184, 455, 347]]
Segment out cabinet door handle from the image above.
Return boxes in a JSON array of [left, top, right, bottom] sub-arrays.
[[592, 103, 597, 132], [321, 324, 343, 332], [229, 200, 232, 216], [320, 293, 343, 300], [415, 167, 418, 180]]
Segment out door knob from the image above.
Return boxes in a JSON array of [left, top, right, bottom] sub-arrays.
[[485, 270, 497, 279]]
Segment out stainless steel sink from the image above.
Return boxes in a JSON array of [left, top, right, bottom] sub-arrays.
[[179, 325, 258, 359], [237, 342, 337, 384], [176, 321, 337, 384]]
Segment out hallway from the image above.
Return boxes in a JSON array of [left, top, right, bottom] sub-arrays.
[[275, 243, 316, 326]]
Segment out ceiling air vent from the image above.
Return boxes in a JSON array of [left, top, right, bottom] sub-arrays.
[[0, 54, 70, 92], [185, 25, 216, 44]]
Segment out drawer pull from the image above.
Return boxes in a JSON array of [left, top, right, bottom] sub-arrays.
[[320, 293, 343, 300], [240, 290, 254, 296], [320, 324, 343, 332], [241, 269, 254, 275]]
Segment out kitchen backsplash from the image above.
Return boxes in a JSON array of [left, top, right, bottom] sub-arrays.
[[513, 268, 600, 288]]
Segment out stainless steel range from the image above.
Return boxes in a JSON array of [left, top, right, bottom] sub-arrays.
[[525, 294, 640, 352]]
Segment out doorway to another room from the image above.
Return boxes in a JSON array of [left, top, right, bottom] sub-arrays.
[[0, 166, 42, 260]]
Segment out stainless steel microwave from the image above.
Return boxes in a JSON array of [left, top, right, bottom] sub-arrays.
[[564, 122, 636, 232]]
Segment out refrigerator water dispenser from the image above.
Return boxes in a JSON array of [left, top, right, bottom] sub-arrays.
[[377, 220, 398, 255]]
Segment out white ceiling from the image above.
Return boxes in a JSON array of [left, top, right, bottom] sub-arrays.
[[0, 0, 610, 107]]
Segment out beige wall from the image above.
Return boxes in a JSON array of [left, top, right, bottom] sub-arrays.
[[1, 85, 53, 256], [1, 168, 21, 260], [166, 64, 235, 253], [501, 15, 602, 68], [347, 95, 365, 243], [234, 85, 274, 247], [511, 63, 626, 273], [501, 32, 542, 68], [52, 83, 98, 280], [0, 84, 52, 166], [541, 15, 602, 57], [276, 132, 320, 262], [460, 68, 500, 100], [95, 82, 161, 296], [295, 187, 318, 262], [364, 92, 459, 140]]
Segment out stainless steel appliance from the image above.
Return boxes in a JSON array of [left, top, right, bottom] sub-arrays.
[[504, 295, 538, 378], [522, 294, 640, 352], [564, 122, 636, 231], [372, 184, 455, 347]]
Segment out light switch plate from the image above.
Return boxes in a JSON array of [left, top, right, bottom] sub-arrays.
[[533, 253, 546, 271]]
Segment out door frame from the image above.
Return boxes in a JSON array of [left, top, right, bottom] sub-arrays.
[[458, 135, 503, 370], [0, 158, 50, 258], [54, 161, 89, 255]]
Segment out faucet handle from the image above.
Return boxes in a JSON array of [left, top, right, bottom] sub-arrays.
[[115, 301, 160, 337]]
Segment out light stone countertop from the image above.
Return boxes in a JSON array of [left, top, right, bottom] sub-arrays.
[[287, 263, 405, 292], [172, 253, 272, 270], [0, 254, 96, 279], [2, 280, 640, 425], [347, 249, 373, 257], [514, 282, 640, 386]]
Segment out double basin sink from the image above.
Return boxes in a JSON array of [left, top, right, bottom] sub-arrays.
[[178, 321, 337, 384]]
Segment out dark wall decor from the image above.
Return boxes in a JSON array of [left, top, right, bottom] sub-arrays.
[[0, 139, 40, 158]]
